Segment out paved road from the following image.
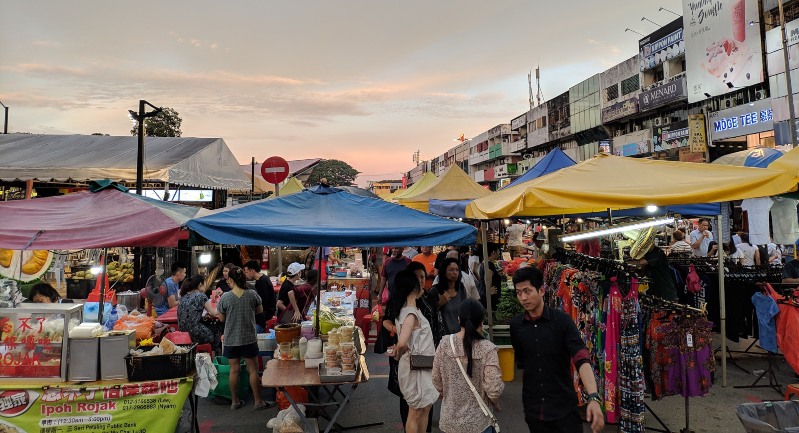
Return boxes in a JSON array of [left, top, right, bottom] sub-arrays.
[[188, 338, 793, 432]]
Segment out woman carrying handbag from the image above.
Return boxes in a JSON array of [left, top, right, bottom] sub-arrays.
[[432, 299, 503, 433]]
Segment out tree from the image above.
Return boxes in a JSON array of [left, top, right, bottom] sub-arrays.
[[306, 160, 360, 186], [91, 132, 109, 136], [130, 107, 182, 137]]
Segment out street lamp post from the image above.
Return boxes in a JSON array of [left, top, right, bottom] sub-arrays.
[[778, 0, 798, 149], [128, 100, 162, 291], [0, 101, 8, 134]]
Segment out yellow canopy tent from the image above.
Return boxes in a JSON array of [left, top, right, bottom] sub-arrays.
[[466, 152, 799, 219], [277, 176, 305, 196], [398, 165, 491, 212], [378, 191, 398, 201], [391, 172, 438, 202]]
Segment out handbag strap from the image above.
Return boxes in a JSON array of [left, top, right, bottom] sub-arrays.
[[449, 335, 500, 431]]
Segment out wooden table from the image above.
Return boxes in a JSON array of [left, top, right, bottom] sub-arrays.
[[262, 357, 381, 433]]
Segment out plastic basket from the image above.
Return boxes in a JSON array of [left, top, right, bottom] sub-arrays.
[[125, 344, 196, 381]]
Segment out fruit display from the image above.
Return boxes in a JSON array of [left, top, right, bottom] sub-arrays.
[[0, 249, 53, 282], [107, 261, 135, 283], [69, 261, 134, 283]]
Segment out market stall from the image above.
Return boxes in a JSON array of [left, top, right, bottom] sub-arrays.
[[187, 184, 476, 431], [0, 181, 205, 433]]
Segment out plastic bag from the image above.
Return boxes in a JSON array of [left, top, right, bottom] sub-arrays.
[[276, 386, 308, 411], [83, 302, 113, 324], [266, 405, 306, 433], [115, 304, 129, 318], [113, 310, 155, 340]]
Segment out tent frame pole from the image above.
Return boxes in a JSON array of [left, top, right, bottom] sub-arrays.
[[717, 214, 727, 386], [481, 222, 493, 341]]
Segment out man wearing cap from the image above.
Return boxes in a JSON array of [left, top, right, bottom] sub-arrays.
[[277, 262, 305, 323], [631, 228, 679, 301]]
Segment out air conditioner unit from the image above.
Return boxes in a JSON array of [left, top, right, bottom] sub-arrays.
[[724, 97, 733, 109], [663, 116, 672, 125], [653, 117, 663, 127], [755, 90, 766, 100]]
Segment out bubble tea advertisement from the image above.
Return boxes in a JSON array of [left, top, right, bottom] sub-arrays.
[[682, 0, 764, 103]]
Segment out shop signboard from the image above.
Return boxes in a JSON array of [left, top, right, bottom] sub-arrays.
[[612, 129, 652, 157], [601, 96, 639, 123], [682, 0, 765, 103], [640, 76, 688, 111], [639, 18, 685, 71], [708, 99, 774, 141], [653, 120, 690, 152], [0, 379, 192, 433], [688, 113, 708, 153]]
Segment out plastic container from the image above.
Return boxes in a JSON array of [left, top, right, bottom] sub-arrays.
[[496, 345, 515, 382], [209, 356, 250, 401], [125, 344, 196, 381], [301, 321, 315, 340], [257, 330, 277, 352]]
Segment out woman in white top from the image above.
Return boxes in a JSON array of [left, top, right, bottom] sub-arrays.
[[392, 269, 439, 433], [433, 298, 503, 433], [736, 233, 760, 267]]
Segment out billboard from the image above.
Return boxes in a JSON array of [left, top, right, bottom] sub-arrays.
[[708, 99, 774, 140], [639, 18, 685, 71], [639, 76, 688, 111], [682, 0, 764, 103], [653, 120, 690, 152]]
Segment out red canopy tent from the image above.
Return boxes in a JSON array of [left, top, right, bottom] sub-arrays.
[[0, 183, 203, 250]]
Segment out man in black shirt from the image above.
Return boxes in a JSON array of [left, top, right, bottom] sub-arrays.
[[510, 267, 604, 433], [244, 260, 276, 332]]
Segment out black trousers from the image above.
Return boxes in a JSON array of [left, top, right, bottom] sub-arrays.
[[400, 397, 433, 433], [526, 411, 581, 433]]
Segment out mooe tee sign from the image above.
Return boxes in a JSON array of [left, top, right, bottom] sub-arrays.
[[682, 0, 764, 103]]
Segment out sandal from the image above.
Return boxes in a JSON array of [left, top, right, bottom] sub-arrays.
[[230, 400, 245, 410], [254, 401, 275, 411]]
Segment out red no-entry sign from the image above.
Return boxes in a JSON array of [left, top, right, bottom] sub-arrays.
[[261, 156, 289, 184]]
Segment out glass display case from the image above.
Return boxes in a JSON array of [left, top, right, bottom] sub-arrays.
[[0, 303, 83, 381]]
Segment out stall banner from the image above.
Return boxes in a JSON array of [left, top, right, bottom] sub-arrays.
[[682, 0, 764, 103], [688, 113, 708, 153], [639, 17, 685, 71], [0, 378, 191, 433], [653, 120, 690, 152], [708, 99, 774, 141]]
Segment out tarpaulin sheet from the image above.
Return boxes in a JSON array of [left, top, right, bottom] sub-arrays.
[[398, 165, 490, 212], [187, 185, 476, 246], [0, 188, 202, 249], [466, 152, 799, 219]]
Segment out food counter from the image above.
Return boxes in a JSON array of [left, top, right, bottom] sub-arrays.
[[0, 304, 83, 381]]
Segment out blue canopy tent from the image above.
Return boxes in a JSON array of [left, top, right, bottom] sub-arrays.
[[187, 185, 476, 247], [506, 147, 577, 189], [712, 147, 785, 168], [187, 185, 476, 337], [429, 149, 577, 218]]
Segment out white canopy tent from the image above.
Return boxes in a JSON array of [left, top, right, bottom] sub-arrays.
[[0, 134, 251, 190]]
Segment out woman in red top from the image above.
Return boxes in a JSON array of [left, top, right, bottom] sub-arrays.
[[287, 269, 319, 322]]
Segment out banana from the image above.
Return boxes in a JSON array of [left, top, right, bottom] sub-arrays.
[[0, 249, 11, 268], [21, 250, 49, 275]]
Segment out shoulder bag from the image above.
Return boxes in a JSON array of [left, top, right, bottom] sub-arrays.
[[403, 308, 434, 370], [449, 335, 500, 433]]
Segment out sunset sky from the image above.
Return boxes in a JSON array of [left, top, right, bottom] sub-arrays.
[[1, 1, 683, 186]]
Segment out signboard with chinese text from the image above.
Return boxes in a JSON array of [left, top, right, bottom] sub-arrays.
[[0, 379, 191, 433], [707, 99, 774, 140], [688, 113, 708, 153], [653, 120, 690, 152], [601, 97, 639, 123]]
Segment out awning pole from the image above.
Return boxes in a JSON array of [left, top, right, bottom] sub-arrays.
[[717, 214, 727, 386], [481, 222, 493, 342]]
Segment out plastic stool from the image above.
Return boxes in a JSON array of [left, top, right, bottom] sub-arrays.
[[360, 314, 378, 345], [784, 384, 799, 400]]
